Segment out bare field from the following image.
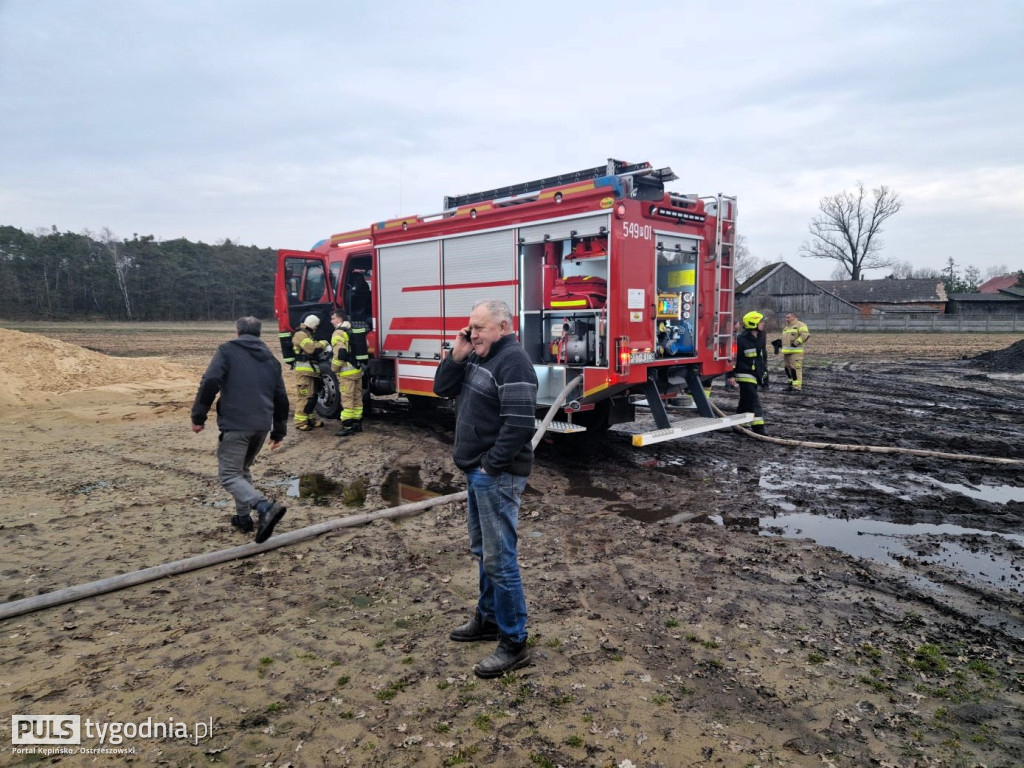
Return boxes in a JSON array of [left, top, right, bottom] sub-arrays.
[[1, 322, 1022, 768]]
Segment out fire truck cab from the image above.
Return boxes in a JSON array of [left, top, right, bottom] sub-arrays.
[[274, 160, 753, 445]]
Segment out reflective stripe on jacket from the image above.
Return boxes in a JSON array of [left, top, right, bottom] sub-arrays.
[[292, 328, 319, 376], [782, 321, 809, 354], [330, 329, 361, 377]]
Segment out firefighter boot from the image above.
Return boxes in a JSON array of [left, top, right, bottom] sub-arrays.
[[308, 417, 325, 429], [335, 420, 357, 437], [473, 637, 531, 679], [450, 611, 500, 643], [254, 499, 287, 544]]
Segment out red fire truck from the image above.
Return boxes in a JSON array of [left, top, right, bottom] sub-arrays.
[[274, 159, 752, 445]]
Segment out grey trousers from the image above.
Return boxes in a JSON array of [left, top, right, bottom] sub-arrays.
[[217, 430, 269, 513]]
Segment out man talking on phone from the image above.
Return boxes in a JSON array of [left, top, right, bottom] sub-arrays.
[[433, 298, 538, 678]]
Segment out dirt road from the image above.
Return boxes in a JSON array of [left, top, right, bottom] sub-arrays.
[[1, 322, 1022, 767]]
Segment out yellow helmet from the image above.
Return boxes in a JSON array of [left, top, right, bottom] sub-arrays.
[[742, 311, 764, 330]]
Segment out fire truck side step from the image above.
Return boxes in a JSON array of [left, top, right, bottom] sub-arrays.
[[630, 413, 754, 446], [536, 418, 588, 435]]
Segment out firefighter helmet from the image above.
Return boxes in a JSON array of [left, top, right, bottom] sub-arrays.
[[302, 314, 320, 330], [338, 320, 352, 331], [742, 311, 764, 330]]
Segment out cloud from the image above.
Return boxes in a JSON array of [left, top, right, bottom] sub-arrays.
[[0, 0, 1021, 278]]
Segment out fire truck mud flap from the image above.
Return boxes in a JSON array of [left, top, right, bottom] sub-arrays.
[[629, 412, 754, 446]]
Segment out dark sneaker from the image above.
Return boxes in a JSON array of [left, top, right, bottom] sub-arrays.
[[450, 612, 500, 643], [473, 638, 530, 679], [231, 514, 254, 533], [254, 501, 287, 544]]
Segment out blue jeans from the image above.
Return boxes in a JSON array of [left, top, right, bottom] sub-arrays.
[[466, 468, 528, 643]]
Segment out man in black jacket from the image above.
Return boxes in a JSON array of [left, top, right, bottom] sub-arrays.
[[433, 299, 538, 678], [191, 316, 289, 543]]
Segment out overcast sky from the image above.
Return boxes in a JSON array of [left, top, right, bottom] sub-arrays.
[[1, 1, 1021, 280]]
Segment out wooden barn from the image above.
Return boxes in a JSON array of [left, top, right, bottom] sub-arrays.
[[814, 278, 947, 315], [735, 262, 858, 328]]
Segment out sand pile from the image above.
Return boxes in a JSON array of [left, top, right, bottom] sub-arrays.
[[0, 328, 192, 408], [971, 337, 1024, 372]]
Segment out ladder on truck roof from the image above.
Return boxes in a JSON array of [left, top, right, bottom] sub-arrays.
[[443, 159, 678, 209], [703, 194, 738, 362]]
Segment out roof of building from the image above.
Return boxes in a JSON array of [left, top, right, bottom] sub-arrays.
[[813, 278, 947, 304], [735, 262, 786, 294], [947, 292, 1024, 302], [978, 274, 1021, 294]]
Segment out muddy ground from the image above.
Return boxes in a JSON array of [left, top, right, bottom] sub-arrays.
[[1, 322, 1022, 768]]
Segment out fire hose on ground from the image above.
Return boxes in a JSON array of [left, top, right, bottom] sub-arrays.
[[706, 399, 1024, 467], [0, 375, 585, 622]]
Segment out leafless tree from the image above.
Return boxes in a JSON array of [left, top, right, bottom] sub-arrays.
[[984, 264, 1009, 279], [100, 227, 134, 320], [733, 234, 771, 284], [887, 260, 941, 280], [800, 182, 902, 280]]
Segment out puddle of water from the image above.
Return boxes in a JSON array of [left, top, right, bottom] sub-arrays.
[[746, 512, 1024, 590], [279, 473, 351, 505], [568, 473, 620, 502], [907, 473, 1024, 504], [381, 466, 458, 507], [747, 461, 1024, 596], [759, 460, 1024, 506]]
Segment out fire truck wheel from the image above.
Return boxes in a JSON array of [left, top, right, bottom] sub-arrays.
[[315, 370, 341, 419]]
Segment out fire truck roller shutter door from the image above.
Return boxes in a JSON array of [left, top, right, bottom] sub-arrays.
[[378, 240, 442, 361], [441, 230, 518, 324], [518, 214, 610, 244]]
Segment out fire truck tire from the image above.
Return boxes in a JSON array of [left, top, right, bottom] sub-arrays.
[[315, 370, 341, 419]]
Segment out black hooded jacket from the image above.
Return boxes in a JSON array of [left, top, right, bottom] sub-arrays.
[[191, 334, 289, 441]]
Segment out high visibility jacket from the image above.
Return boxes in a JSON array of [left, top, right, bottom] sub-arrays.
[[292, 328, 321, 377], [330, 329, 362, 377], [730, 329, 764, 385], [782, 320, 810, 354]]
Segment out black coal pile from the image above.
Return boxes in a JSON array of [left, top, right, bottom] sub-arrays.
[[971, 337, 1024, 372]]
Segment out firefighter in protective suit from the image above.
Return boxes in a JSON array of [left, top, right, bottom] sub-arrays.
[[330, 310, 364, 437], [727, 311, 767, 435], [292, 314, 328, 431], [781, 312, 810, 392]]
